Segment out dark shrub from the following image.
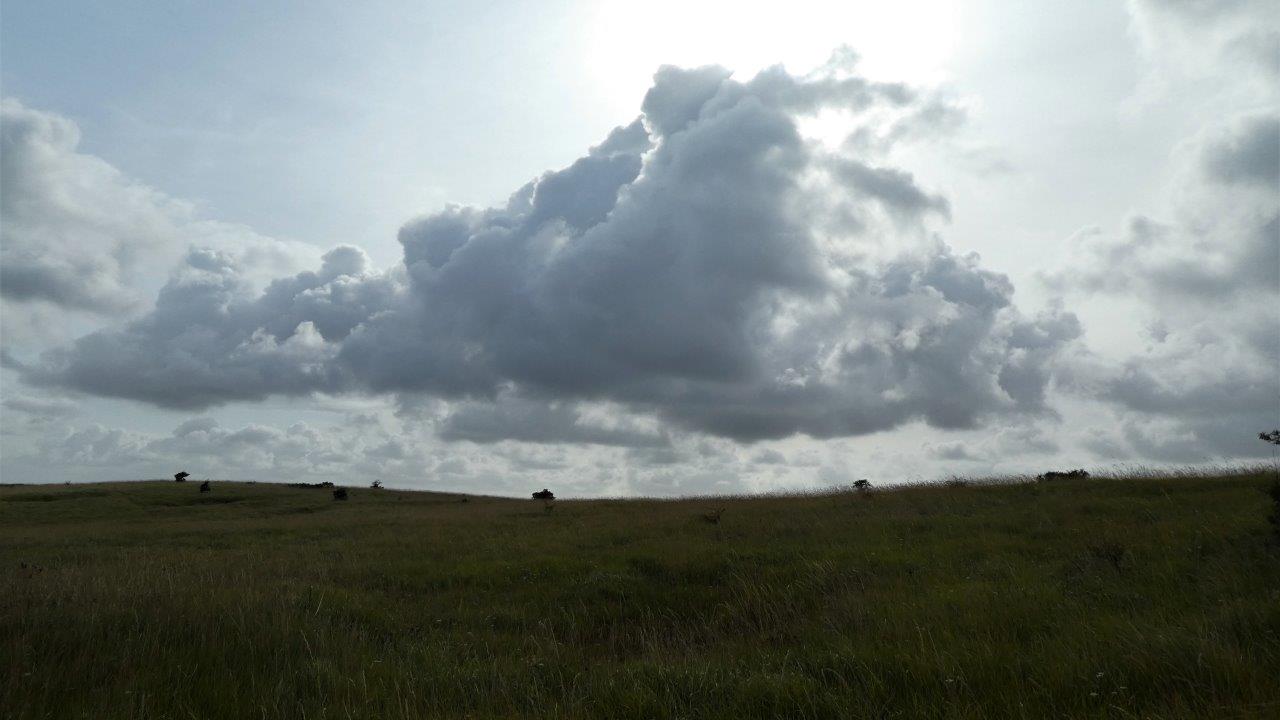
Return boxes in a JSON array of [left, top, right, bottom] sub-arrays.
[[853, 479, 872, 491], [371, 480, 383, 489], [173, 471, 189, 482], [532, 489, 555, 500], [199, 481, 210, 493], [333, 488, 349, 501], [1038, 469, 1089, 481]]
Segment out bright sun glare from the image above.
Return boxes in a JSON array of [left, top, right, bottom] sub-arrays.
[[587, 0, 959, 105]]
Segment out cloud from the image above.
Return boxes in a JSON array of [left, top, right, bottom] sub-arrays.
[[752, 448, 787, 465], [2, 409, 432, 483], [20, 62, 1082, 446], [0, 98, 171, 313], [925, 441, 982, 462], [1127, 0, 1280, 94], [1201, 113, 1279, 189], [2, 395, 79, 418], [1, 394, 80, 434], [0, 99, 316, 312], [831, 159, 950, 221], [27, 245, 398, 409], [438, 398, 670, 448], [1046, 111, 1279, 459]]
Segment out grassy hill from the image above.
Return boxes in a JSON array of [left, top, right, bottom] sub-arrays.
[[2, 471, 1278, 719]]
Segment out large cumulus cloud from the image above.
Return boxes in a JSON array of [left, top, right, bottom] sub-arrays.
[[23, 59, 1079, 443], [1, 98, 173, 313], [0, 98, 318, 354], [29, 245, 399, 409]]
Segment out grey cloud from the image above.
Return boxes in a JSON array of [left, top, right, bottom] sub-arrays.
[[1047, 112, 1279, 461], [2, 395, 78, 418], [146, 418, 326, 464], [1116, 418, 1249, 464], [0, 99, 314, 319], [641, 65, 733, 137], [438, 399, 670, 448], [752, 448, 787, 465], [590, 119, 651, 156], [45, 424, 150, 467], [1049, 3, 1280, 464], [434, 458, 468, 475], [926, 442, 982, 461], [29, 245, 397, 409], [1081, 429, 1130, 461], [626, 446, 683, 467], [1045, 113, 1279, 304], [25, 64, 1076, 444], [8, 415, 370, 480], [174, 417, 220, 436], [0, 264, 123, 313], [0, 98, 165, 312], [989, 424, 1060, 456], [1130, 0, 1280, 80], [1201, 113, 1279, 188], [843, 96, 968, 158], [833, 160, 950, 221]]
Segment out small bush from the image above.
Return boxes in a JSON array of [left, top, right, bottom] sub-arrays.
[[333, 488, 349, 501], [1038, 469, 1089, 481]]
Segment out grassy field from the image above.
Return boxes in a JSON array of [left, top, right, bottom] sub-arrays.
[[2, 470, 1278, 719]]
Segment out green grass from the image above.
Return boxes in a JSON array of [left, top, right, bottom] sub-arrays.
[[3, 471, 1278, 719]]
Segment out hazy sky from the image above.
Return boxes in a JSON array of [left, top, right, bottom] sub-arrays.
[[2, 1, 1276, 494]]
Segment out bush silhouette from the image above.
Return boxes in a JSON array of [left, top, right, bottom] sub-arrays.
[[1038, 469, 1089, 481]]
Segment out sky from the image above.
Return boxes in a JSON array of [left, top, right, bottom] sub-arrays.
[[1, 0, 1277, 495]]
